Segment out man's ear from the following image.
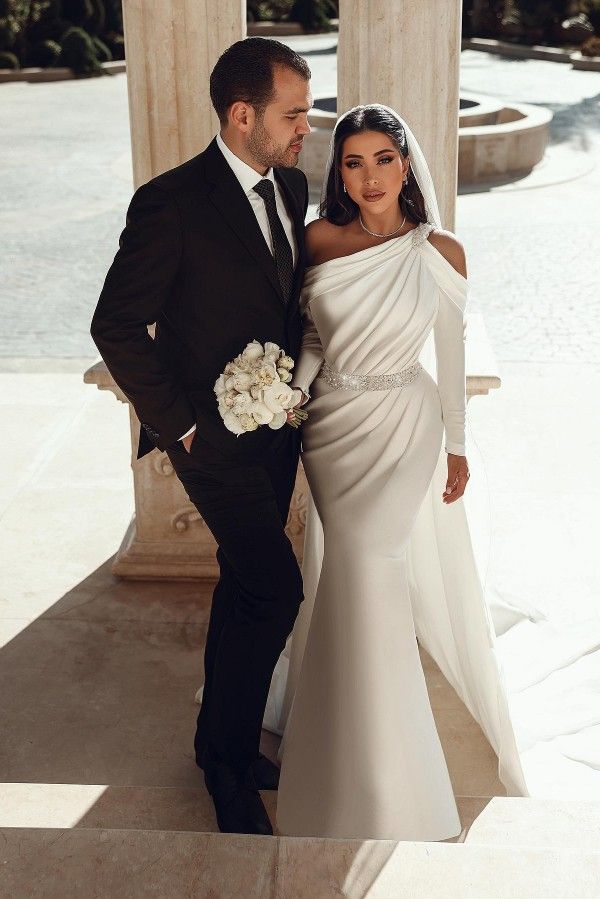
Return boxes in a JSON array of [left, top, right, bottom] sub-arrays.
[[229, 101, 254, 134]]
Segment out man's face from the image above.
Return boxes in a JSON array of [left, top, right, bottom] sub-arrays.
[[246, 65, 313, 169]]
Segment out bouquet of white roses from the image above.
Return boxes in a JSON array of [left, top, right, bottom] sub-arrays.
[[214, 340, 308, 436]]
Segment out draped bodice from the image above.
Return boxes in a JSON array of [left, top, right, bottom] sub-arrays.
[[300, 222, 466, 374], [293, 221, 469, 456]]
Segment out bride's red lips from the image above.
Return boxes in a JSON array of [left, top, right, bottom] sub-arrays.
[[363, 191, 385, 199]]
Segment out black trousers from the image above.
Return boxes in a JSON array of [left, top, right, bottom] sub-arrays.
[[165, 426, 303, 774]]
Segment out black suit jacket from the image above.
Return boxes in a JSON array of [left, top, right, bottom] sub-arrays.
[[91, 137, 308, 461]]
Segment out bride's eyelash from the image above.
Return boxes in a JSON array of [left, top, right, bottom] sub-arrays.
[[345, 156, 395, 169]]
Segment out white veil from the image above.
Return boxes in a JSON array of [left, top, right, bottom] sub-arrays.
[[319, 103, 443, 230]]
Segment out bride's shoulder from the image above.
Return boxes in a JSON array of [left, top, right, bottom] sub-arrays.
[[305, 217, 342, 266], [424, 227, 467, 279]]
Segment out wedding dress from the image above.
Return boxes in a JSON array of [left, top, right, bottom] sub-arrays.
[[264, 218, 527, 841]]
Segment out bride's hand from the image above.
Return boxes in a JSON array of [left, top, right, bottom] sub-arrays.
[[286, 392, 309, 427], [443, 454, 470, 503]]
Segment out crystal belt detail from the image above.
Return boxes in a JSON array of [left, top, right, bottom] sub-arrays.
[[318, 359, 423, 391]]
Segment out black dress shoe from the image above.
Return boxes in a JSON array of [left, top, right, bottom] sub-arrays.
[[196, 747, 280, 790], [203, 749, 273, 835]]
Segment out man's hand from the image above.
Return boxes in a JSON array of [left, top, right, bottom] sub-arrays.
[[182, 430, 195, 453], [442, 453, 470, 504]]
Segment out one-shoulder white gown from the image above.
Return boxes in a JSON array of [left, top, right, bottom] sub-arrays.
[[267, 221, 526, 841]]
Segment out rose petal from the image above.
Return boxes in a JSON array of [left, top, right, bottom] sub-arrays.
[[223, 411, 245, 435], [268, 411, 288, 429]]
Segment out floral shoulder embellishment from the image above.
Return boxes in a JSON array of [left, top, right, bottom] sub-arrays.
[[412, 221, 435, 249]]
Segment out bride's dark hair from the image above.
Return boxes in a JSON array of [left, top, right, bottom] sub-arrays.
[[319, 105, 428, 227]]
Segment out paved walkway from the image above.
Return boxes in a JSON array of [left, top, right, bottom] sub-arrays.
[[1, 44, 599, 364]]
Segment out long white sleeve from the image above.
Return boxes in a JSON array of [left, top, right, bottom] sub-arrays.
[[291, 302, 324, 400], [433, 286, 467, 455]]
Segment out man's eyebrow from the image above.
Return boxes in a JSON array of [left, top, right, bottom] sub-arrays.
[[284, 103, 314, 114], [343, 148, 397, 159]]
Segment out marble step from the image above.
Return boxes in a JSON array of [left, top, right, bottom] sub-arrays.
[[0, 782, 489, 841], [1, 826, 599, 898], [465, 796, 600, 851]]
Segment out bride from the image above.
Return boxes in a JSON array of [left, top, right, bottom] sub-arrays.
[[276, 103, 472, 841]]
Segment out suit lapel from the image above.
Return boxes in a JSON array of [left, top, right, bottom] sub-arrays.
[[204, 138, 304, 308]]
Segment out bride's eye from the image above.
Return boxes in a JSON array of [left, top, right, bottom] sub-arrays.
[[345, 161, 360, 169], [378, 156, 394, 164]]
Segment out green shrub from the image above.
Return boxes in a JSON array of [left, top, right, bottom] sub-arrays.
[[290, 0, 336, 30], [581, 33, 600, 52], [27, 13, 72, 45], [91, 32, 110, 62], [24, 37, 61, 66], [103, 0, 122, 32], [582, 0, 600, 32], [0, 48, 19, 67], [60, 0, 95, 28], [102, 29, 123, 59], [0, 20, 17, 50], [58, 24, 104, 75]]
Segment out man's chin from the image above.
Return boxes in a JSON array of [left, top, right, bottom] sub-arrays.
[[278, 152, 300, 169]]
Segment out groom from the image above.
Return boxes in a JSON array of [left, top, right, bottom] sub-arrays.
[[90, 38, 313, 835]]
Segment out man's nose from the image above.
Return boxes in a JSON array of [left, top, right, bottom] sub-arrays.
[[297, 116, 311, 136]]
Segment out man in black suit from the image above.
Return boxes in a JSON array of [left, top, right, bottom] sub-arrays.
[[91, 38, 313, 835]]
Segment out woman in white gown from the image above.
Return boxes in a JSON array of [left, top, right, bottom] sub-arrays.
[[275, 104, 473, 842]]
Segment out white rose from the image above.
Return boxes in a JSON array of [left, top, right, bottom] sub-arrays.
[[278, 355, 294, 370], [242, 340, 264, 362], [214, 374, 227, 395], [238, 412, 259, 432], [268, 411, 288, 430], [250, 401, 275, 425], [230, 371, 254, 391], [256, 363, 278, 388], [232, 391, 253, 413], [262, 381, 295, 412], [264, 341, 281, 356], [223, 410, 246, 435], [277, 367, 292, 383]]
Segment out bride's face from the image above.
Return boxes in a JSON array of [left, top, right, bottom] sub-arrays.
[[339, 130, 409, 216]]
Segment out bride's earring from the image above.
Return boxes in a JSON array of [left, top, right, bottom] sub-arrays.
[[343, 183, 348, 193]]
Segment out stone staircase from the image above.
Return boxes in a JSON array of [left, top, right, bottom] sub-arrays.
[[2, 565, 599, 896], [1, 791, 599, 897]]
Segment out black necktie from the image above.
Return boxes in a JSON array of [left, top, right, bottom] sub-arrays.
[[253, 178, 294, 304]]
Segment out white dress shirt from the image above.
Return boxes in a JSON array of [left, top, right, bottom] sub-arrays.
[[216, 132, 298, 267], [179, 132, 299, 441]]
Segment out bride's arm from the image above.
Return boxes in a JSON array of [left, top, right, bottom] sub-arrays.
[[428, 231, 468, 457], [290, 219, 329, 404], [291, 302, 324, 404], [434, 291, 467, 456]]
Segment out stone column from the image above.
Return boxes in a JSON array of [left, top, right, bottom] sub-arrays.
[[122, 0, 245, 186], [88, 1, 311, 579], [337, 0, 462, 228]]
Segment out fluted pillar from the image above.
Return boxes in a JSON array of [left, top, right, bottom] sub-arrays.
[[337, 0, 462, 228], [88, 2, 312, 578], [122, 0, 245, 186]]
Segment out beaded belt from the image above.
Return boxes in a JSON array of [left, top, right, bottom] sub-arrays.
[[318, 359, 423, 391]]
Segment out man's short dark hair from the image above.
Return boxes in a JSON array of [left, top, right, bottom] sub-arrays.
[[210, 37, 311, 125]]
